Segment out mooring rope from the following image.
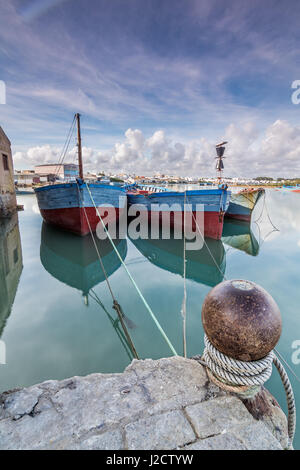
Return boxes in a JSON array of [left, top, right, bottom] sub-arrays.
[[85, 182, 178, 356], [76, 182, 139, 360], [201, 334, 296, 449], [180, 191, 187, 358], [89, 289, 136, 361], [185, 194, 227, 281]]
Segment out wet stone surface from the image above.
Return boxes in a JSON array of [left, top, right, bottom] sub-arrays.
[[0, 356, 286, 450]]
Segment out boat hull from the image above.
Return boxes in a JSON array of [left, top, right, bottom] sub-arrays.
[[35, 182, 126, 236], [127, 189, 230, 240], [226, 188, 264, 222]]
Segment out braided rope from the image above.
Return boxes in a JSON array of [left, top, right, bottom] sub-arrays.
[[273, 354, 296, 449], [203, 334, 296, 449], [203, 335, 274, 387]]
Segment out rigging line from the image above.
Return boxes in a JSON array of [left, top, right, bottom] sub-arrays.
[[85, 181, 178, 356], [76, 183, 139, 359], [89, 289, 138, 361], [253, 191, 266, 224], [54, 116, 76, 178]]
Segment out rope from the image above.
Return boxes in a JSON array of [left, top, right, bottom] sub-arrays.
[[202, 334, 296, 449], [53, 115, 76, 179], [203, 335, 273, 387], [186, 194, 227, 281], [76, 182, 139, 360], [84, 181, 178, 356], [273, 354, 296, 449], [89, 289, 136, 361], [180, 191, 187, 358]]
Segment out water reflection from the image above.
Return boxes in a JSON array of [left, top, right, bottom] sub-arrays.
[[40, 222, 128, 298], [222, 220, 259, 256], [128, 219, 259, 286], [129, 233, 226, 286], [0, 213, 23, 335]]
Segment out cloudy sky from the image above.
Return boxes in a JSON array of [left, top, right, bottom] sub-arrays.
[[1, 0, 300, 177]]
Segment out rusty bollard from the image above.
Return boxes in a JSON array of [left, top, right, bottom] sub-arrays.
[[200, 279, 293, 449], [202, 279, 282, 362]]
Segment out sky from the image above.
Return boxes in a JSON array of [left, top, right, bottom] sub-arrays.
[[1, 0, 300, 177]]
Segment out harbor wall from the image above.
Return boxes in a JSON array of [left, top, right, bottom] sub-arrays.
[[0, 127, 17, 217]]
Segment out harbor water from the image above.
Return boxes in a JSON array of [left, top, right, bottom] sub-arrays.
[[0, 188, 299, 449]]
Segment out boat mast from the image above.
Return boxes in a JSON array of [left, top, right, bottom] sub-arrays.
[[76, 113, 84, 180], [215, 141, 227, 184]]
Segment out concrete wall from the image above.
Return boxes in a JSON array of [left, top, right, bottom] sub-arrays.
[[0, 127, 16, 216]]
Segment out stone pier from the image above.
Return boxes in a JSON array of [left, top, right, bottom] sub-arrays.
[[0, 356, 288, 450]]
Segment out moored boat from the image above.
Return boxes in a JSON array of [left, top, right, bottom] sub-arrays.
[[280, 184, 300, 193], [225, 187, 265, 222], [34, 114, 126, 236], [127, 185, 230, 240]]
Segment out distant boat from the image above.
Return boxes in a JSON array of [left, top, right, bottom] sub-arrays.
[[280, 184, 300, 193], [15, 187, 35, 195], [35, 114, 126, 235], [225, 188, 265, 222], [222, 219, 259, 256], [40, 222, 127, 296], [128, 233, 225, 287]]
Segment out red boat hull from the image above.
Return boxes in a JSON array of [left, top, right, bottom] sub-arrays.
[[41, 206, 122, 236], [129, 210, 224, 240]]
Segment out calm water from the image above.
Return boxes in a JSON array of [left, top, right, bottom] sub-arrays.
[[0, 189, 299, 449]]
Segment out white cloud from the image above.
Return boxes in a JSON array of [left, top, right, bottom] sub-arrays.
[[13, 119, 300, 177]]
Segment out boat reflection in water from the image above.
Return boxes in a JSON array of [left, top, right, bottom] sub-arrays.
[[129, 230, 226, 287], [40, 223, 138, 360], [0, 213, 23, 335], [40, 222, 127, 299], [222, 219, 259, 256], [129, 219, 260, 286]]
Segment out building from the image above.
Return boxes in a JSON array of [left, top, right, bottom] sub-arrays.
[[14, 170, 41, 186], [34, 163, 79, 181], [0, 127, 17, 217]]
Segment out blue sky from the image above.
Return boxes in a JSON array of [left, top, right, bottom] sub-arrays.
[[1, 0, 300, 176]]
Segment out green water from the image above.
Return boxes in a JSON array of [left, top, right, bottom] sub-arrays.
[[0, 190, 299, 449]]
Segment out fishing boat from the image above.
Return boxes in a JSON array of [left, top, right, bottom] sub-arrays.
[[280, 184, 300, 193], [213, 141, 265, 222], [225, 187, 265, 222], [127, 163, 230, 241], [127, 186, 230, 240], [35, 114, 127, 236], [128, 231, 225, 287]]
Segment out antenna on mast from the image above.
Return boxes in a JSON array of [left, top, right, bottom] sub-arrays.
[[215, 141, 228, 184]]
